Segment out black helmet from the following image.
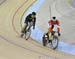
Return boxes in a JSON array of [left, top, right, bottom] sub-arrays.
[[32, 12, 36, 15], [52, 16, 56, 20]]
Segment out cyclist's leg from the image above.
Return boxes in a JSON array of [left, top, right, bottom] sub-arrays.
[[27, 22, 31, 31], [47, 28, 51, 43], [24, 24, 28, 33], [21, 23, 28, 37], [21, 23, 27, 32], [50, 32, 54, 40], [48, 28, 53, 41]]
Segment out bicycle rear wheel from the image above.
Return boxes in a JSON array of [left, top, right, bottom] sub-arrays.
[[42, 34, 48, 46], [42, 37, 47, 46]]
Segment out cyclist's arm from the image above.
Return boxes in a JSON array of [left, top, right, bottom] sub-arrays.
[[33, 17, 36, 26], [33, 17, 36, 29]]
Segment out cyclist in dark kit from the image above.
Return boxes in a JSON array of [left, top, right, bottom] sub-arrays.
[[20, 12, 36, 37]]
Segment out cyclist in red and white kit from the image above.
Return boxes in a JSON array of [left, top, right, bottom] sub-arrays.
[[47, 16, 61, 40]]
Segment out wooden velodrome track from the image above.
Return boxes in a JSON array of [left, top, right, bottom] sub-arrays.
[[0, 0, 75, 59]]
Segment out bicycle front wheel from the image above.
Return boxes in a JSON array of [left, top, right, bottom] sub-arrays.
[[51, 35, 59, 49]]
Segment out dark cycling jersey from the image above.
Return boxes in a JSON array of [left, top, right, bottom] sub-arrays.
[[24, 14, 36, 27]]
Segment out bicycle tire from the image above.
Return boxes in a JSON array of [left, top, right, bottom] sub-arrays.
[[51, 35, 59, 49], [42, 35, 48, 46]]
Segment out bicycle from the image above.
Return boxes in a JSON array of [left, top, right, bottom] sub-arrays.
[[42, 31, 59, 49], [21, 22, 33, 40]]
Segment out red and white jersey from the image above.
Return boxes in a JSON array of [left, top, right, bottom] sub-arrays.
[[48, 19, 60, 33]]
